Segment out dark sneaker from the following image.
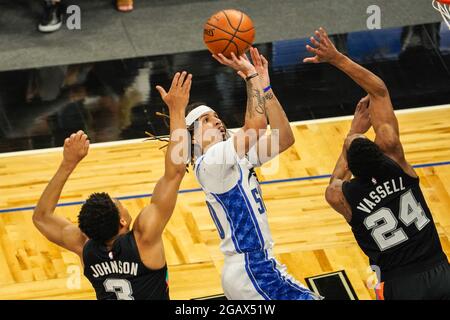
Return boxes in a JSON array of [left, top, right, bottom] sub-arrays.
[[38, 1, 63, 33]]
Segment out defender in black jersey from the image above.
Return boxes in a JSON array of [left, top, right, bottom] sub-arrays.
[[305, 27, 450, 300], [33, 71, 192, 300]]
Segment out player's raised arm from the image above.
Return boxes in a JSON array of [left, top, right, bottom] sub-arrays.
[[247, 47, 295, 161], [133, 71, 191, 244], [304, 28, 405, 162], [213, 52, 267, 158], [325, 97, 371, 221], [32, 131, 89, 257]]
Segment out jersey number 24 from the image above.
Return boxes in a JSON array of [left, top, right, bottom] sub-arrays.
[[363, 190, 430, 251]]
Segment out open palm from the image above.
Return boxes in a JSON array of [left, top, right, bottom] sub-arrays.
[[303, 27, 340, 64]]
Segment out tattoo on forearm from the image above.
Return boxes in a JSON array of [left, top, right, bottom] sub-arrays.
[[246, 80, 254, 118], [253, 89, 266, 114], [245, 80, 267, 119], [265, 92, 274, 100]]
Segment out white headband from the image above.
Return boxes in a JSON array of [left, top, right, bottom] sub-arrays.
[[185, 105, 215, 126]]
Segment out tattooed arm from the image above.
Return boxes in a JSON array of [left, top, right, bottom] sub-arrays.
[[247, 48, 295, 160], [213, 52, 267, 158]]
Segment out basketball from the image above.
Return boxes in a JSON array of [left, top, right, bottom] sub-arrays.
[[203, 9, 255, 58]]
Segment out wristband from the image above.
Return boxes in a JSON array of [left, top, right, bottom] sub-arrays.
[[245, 73, 259, 81], [263, 85, 272, 93]]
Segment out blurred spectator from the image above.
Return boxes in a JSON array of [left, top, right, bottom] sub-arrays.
[[400, 23, 441, 52], [38, 0, 63, 33], [117, 0, 134, 12], [38, 0, 134, 33]]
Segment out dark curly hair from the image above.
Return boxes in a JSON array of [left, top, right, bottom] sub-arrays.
[[78, 192, 120, 242], [347, 138, 385, 180]]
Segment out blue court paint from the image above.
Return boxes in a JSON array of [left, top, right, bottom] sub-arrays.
[[1, 160, 449, 214], [412, 161, 450, 169]]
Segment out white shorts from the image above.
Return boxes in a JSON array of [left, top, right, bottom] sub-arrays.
[[221, 250, 321, 300]]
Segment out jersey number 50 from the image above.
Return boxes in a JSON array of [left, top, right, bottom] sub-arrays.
[[251, 187, 266, 214], [363, 190, 430, 251]]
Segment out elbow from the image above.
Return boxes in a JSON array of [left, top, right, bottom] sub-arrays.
[[176, 167, 187, 178], [324, 185, 334, 206], [32, 209, 38, 222], [277, 124, 295, 152], [279, 132, 295, 153], [286, 132, 295, 148], [171, 167, 187, 181], [32, 210, 43, 227], [376, 124, 401, 152], [370, 78, 389, 98]]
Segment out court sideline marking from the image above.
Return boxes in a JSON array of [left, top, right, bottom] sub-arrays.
[[1, 160, 449, 214]]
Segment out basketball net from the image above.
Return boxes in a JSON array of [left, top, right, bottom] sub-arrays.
[[433, 0, 450, 29]]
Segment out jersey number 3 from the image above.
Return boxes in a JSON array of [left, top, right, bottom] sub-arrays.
[[363, 190, 430, 251], [103, 279, 134, 300]]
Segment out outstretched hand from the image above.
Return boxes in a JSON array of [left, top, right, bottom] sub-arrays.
[[63, 130, 89, 168], [303, 27, 341, 64], [350, 95, 372, 134], [238, 47, 270, 87], [212, 51, 257, 78], [156, 71, 192, 112]]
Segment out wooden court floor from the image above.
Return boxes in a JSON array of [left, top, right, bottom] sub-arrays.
[[0, 105, 449, 300]]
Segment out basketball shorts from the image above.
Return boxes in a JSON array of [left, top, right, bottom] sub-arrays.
[[376, 261, 450, 300], [221, 250, 322, 300]]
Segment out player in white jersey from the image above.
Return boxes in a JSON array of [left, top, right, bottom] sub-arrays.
[[186, 48, 320, 300]]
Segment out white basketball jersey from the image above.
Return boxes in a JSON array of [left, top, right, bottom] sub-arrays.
[[194, 136, 320, 301], [194, 137, 274, 255]]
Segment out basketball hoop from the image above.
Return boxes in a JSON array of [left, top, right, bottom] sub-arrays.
[[433, 0, 450, 29]]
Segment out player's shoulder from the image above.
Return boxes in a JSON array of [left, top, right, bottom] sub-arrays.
[[380, 153, 418, 180], [326, 179, 344, 202]]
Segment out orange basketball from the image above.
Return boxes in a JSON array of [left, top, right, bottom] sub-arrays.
[[203, 9, 255, 58]]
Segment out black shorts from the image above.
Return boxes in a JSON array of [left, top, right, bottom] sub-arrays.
[[378, 261, 450, 300]]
